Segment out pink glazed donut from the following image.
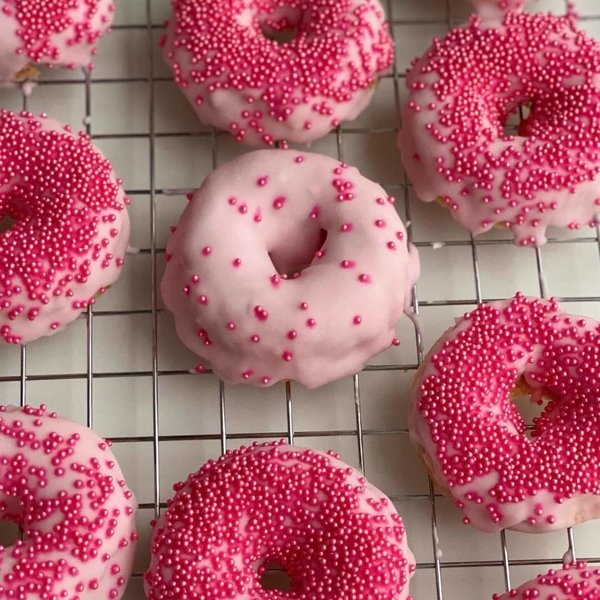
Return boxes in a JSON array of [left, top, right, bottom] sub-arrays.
[[0, 404, 138, 600], [145, 441, 416, 600], [410, 294, 600, 533], [161, 0, 394, 147], [398, 11, 600, 246], [0, 0, 115, 84], [493, 562, 600, 600], [161, 150, 419, 389], [0, 110, 130, 344]]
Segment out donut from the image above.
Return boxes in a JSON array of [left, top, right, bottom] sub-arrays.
[[0, 0, 115, 85], [409, 294, 600, 533], [161, 0, 394, 147], [493, 562, 600, 600], [0, 403, 138, 600], [0, 110, 130, 344], [398, 11, 600, 246], [145, 441, 415, 600], [161, 149, 419, 389]]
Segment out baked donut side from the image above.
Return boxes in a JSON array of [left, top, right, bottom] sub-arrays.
[[161, 149, 419, 389], [409, 294, 600, 533], [0, 404, 138, 600], [145, 441, 415, 600], [162, 0, 394, 146], [0, 0, 115, 85], [0, 110, 130, 344]]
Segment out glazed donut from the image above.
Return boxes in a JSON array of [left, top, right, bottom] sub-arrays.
[[492, 562, 600, 600], [410, 294, 600, 533], [162, 0, 394, 147], [0, 404, 137, 600], [145, 441, 415, 600], [0, 0, 115, 85], [161, 150, 419, 389], [398, 11, 600, 246], [0, 110, 130, 344]]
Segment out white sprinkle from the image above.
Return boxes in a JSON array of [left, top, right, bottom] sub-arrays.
[[126, 245, 140, 255], [21, 81, 37, 97]]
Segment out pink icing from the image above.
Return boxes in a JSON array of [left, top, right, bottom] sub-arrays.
[[0, 404, 137, 600], [0, 110, 130, 344], [398, 12, 600, 246], [410, 294, 600, 533], [161, 150, 419, 389], [493, 562, 600, 600], [161, 0, 394, 147], [0, 0, 115, 84], [145, 441, 415, 600]]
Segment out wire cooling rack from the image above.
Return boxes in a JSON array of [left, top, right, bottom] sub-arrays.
[[0, 0, 599, 598]]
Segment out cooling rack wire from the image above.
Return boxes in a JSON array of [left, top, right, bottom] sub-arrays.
[[0, 0, 599, 598]]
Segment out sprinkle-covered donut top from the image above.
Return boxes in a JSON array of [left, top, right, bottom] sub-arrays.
[[0, 0, 115, 83], [0, 404, 138, 600], [399, 11, 600, 246], [0, 110, 130, 344], [145, 441, 415, 600], [410, 294, 600, 532], [493, 562, 600, 600], [162, 0, 394, 146]]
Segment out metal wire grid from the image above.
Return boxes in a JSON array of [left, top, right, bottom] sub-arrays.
[[0, 0, 599, 598]]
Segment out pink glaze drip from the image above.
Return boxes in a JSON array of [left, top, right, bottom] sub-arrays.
[[410, 294, 600, 533], [145, 442, 415, 600], [493, 562, 600, 600], [161, 150, 419, 389], [0, 110, 129, 344], [162, 0, 394, 147], [0, 404, 137, 600], [399, 11, 600, 246], [0, 0, 115, 84]]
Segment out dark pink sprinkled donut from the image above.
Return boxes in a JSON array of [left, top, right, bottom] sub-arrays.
[[399, 11, 600, 246], [410, 294, 600, 533], [0, 110, 130, 344], [0, 404, 138, 600], [493, 562, 600, 600], [145, 442, 415, 600], [161, 0, 394, 147], [0, 0, 115, 84]]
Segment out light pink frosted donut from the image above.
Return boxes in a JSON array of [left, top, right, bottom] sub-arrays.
[[145, 441, 416, 600], [161, 150, 419, 389], [0, 404, 138, 600], [161, 0, 394, 147], [493, 562, 600, 600], [410, 294, 600, 533], [0, 0, 115, 84], [0, 110, 130, 344], [398, 11, 600, 246]]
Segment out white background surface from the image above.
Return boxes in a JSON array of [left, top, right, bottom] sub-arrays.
[[0, 0, 599, 598]]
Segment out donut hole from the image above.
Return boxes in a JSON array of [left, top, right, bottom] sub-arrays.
[[510, 376, 553, 439], [258, 7, 304, 45], [258, 561, 293, 593], [268, 228, 327, 277], [0, 215, 16, 234], [260, 23, 299, 44], [0, 496, 24, 550], [501, 103, 532, 139]]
